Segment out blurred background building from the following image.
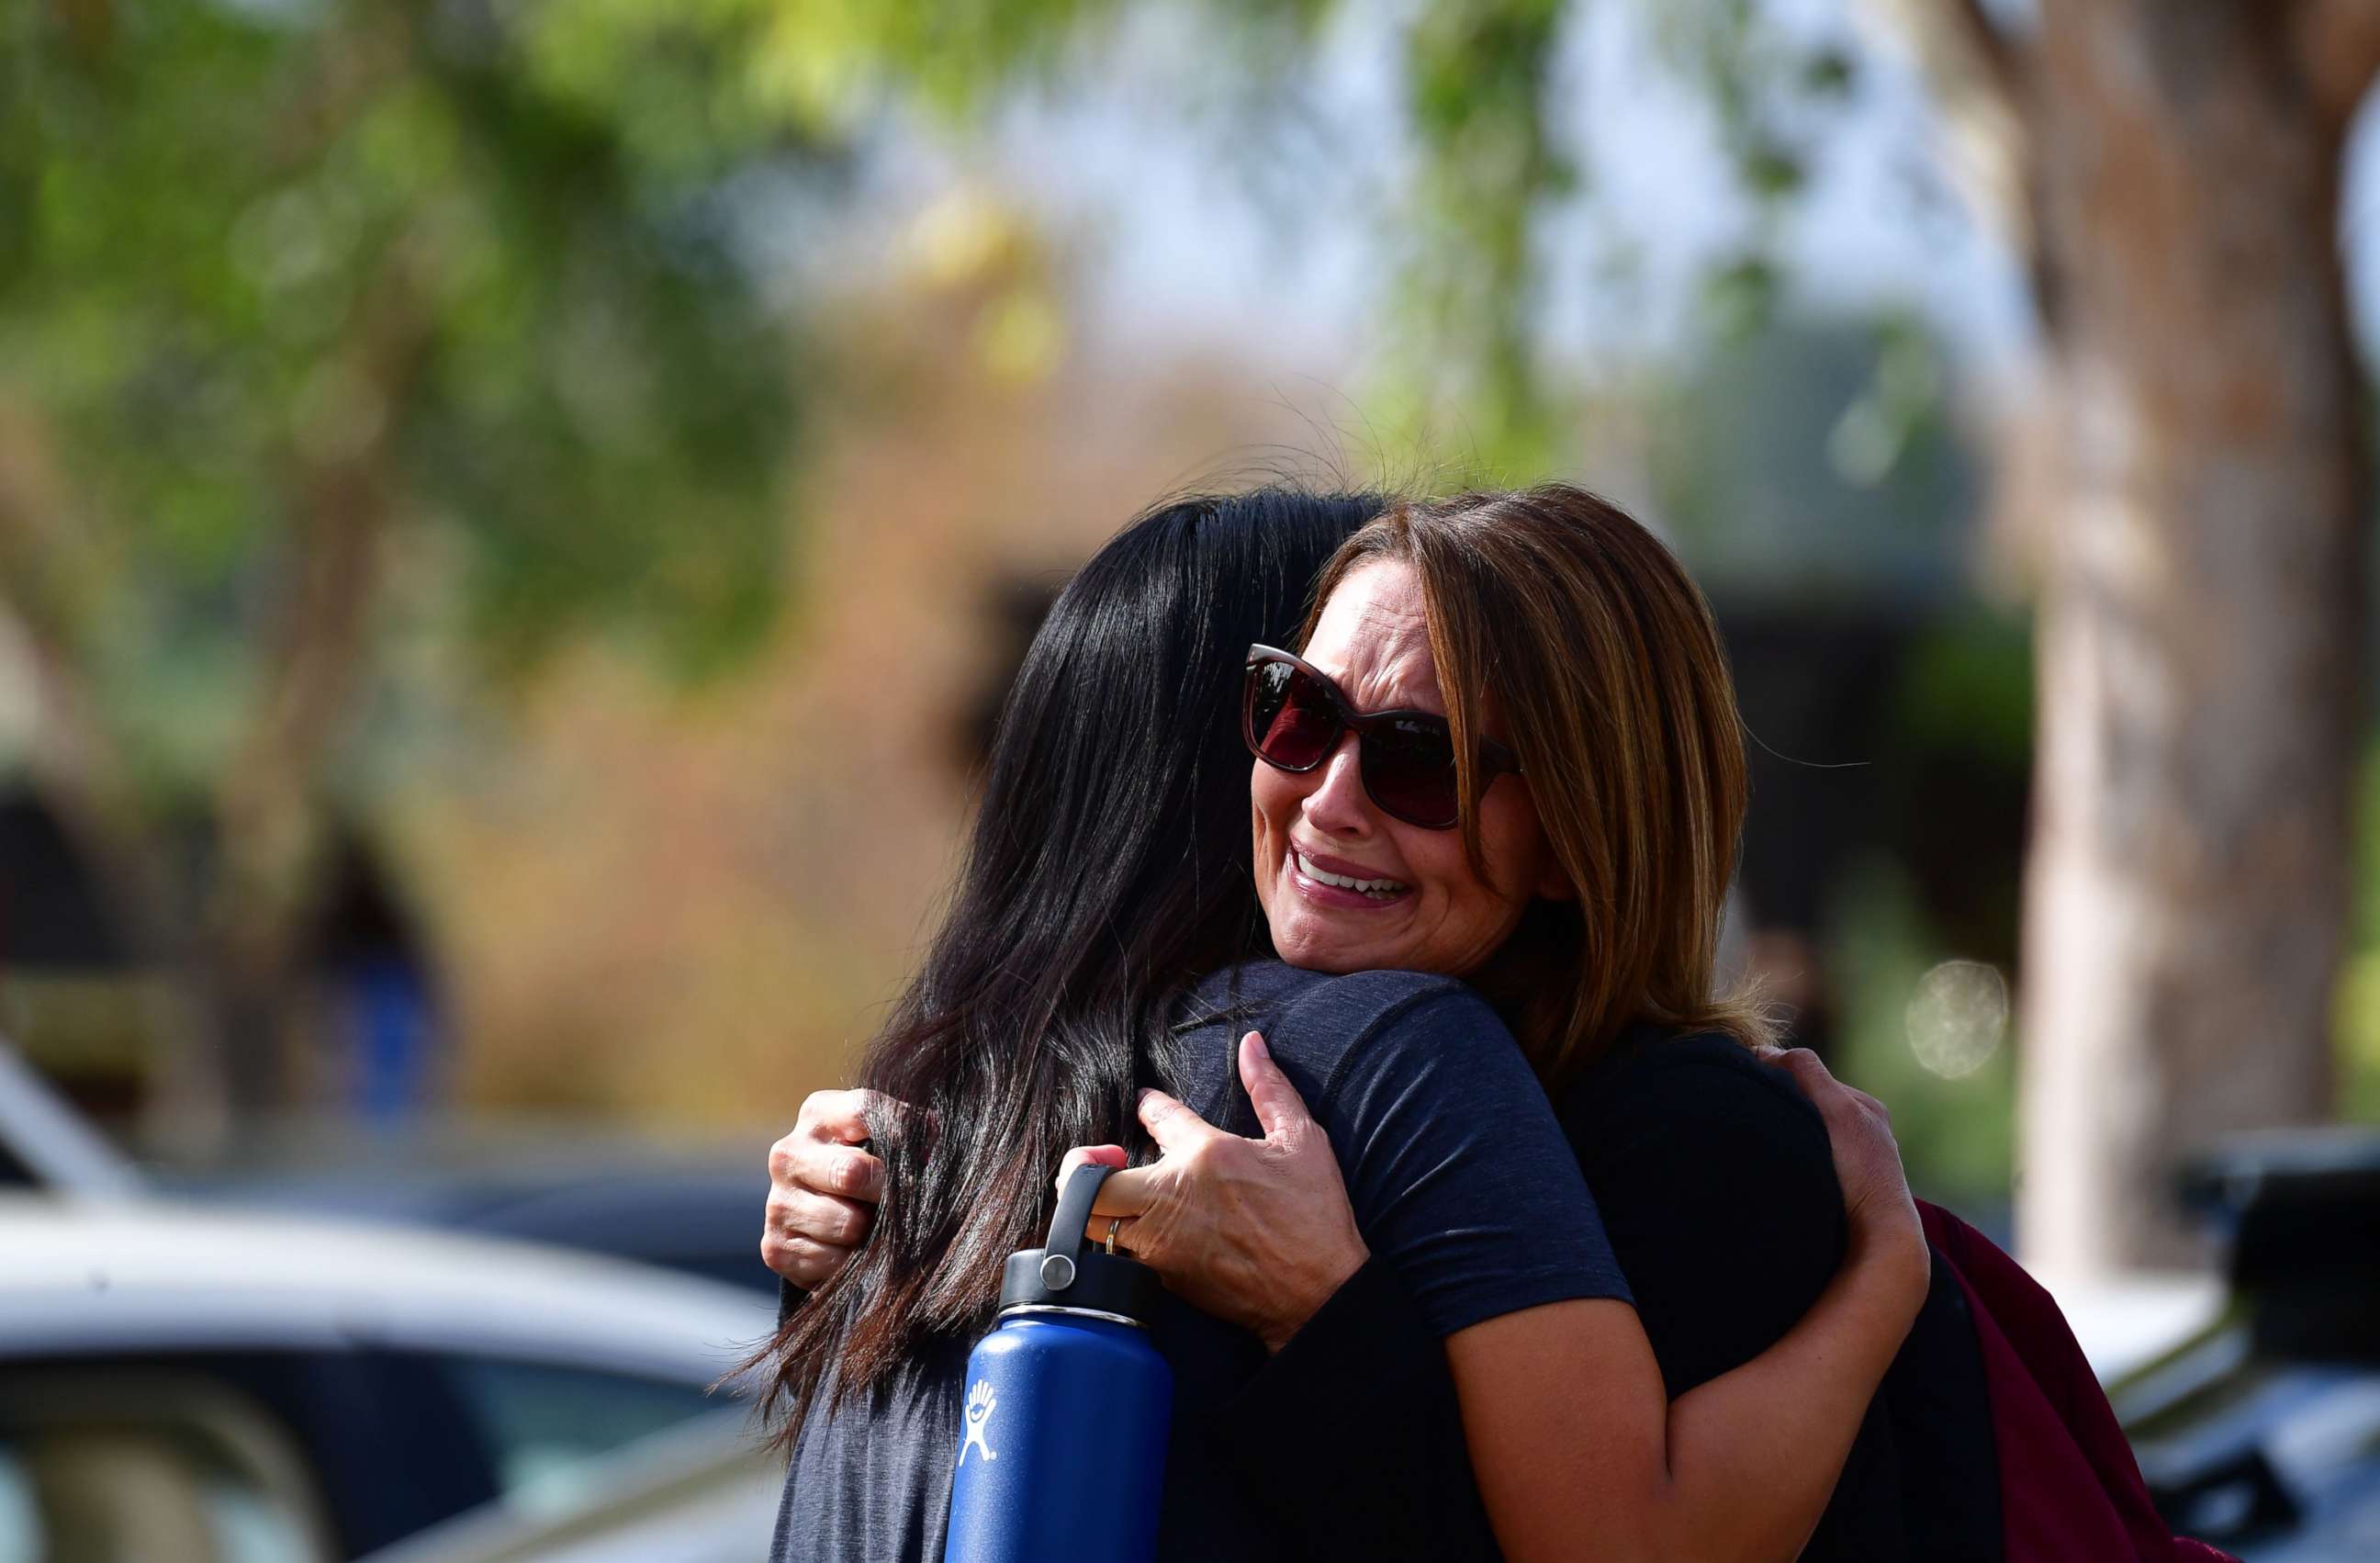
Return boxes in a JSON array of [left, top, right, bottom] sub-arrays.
[[4, 4, 2380, 1554]]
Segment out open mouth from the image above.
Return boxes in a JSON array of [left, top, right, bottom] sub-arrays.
[[1292, 848, 1410, 904]]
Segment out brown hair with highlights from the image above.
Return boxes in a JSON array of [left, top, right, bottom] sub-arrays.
[[1301, 483, 1774, 1085]]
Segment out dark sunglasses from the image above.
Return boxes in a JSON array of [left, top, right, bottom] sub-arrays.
[[1242, 645, 1521, 830]]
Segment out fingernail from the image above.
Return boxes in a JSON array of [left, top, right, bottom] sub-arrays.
[[1244, 1030, 1269, 1061]]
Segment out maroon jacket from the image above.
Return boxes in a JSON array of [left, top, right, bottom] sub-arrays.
[[1917, 1200, 2237, 1562]]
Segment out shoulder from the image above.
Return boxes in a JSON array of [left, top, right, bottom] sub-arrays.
[[1563, 1029, 1836, 1212], [1192, 961, 1494, 1088], [1561, 1030, 1847, 1389], [1573, 1029, 1824, 1141], [1281, 965, 1480, 1035], [1212, 960, 1474, 1025]]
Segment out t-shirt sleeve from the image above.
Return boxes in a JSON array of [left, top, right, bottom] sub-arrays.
[[1565, 1046, 1846, 1396], [1275, 984, 1632, 1337]]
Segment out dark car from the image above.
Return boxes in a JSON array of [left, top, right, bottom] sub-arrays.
[[2120, 1130, 2380, 1561]]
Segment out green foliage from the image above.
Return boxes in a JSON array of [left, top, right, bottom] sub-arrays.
[[485, 0, 1857, 480], [1385, 0, 1572, 471], [1363, 0, 1866, 461], [1644, 0, 1857, 345], [0, 0, 815, 797], [519, 0, 1344, 139], [526, 0, 1096, 137]]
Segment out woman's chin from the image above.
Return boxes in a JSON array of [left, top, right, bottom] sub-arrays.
[[1268, 913, 1393, 976], [1274, 944, 1365, 975]]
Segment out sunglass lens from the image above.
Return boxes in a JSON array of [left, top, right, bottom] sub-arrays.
[[1248, 661, 1337, 770], [1361, 715, 1464, 828]]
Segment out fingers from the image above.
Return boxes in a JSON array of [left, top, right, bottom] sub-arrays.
[[1757, 1045, 1836, 1097], [1084, 1165, 1159, 1221], [761, 1231, 854, 1288], [773, 1089, 891, 1203], [774, 1187, 873, 1250], [1138, 1087, 1223, 1153], [1759, 1047, 1889, 1114], [1096, 1214, 1140, 1255], [774, 1140, 884, 1203], [1050, 1146, 1154, 1222], [797, 1087, 882, 1145], [1759, 1049, 1914, 1246], [1054, 1144, 1128, 1192], [1049, 1085, 1228, 1203], [763, 1087, 914, 1290], [1236, 1031, 1315, 1144]]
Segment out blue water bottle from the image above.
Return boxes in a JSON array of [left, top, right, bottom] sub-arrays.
[[942, 1161, 1173, 1563]]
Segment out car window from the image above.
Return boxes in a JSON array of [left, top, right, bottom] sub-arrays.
[[432, 1357, 724, 1518], [0, 1370, 331, 1563]]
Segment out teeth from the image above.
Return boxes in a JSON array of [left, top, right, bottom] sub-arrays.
[[1296, 850, 1407, 897]]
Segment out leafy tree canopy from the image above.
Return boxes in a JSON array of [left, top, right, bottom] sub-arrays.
[[1, 0, 834, 798]]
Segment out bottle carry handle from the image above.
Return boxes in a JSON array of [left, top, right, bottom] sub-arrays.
[[1036, 1161, 1116, 1293]]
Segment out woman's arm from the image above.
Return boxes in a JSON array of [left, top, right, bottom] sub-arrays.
[[1450, 1210, 1922, 1563], [1080, 1038, 1926, 1563]]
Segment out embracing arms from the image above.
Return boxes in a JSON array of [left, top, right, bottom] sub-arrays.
[[763, 1040, 1926, 1563], [1065, 1033, 1925, 1563]]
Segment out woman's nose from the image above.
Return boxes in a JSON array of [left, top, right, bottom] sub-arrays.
[[1299, 741, 1375, 837]]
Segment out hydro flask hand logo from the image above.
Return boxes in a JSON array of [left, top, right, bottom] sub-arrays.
[[960, 1378, 999, 1467]]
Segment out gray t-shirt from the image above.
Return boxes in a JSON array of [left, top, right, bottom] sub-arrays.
[[770, 960, 1630, 1562]]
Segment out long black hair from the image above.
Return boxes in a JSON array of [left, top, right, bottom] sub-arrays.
[[760, 486, 1382, 1438]]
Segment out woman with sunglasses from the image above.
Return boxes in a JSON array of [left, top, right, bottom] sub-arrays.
[[761, 485, 1929, 1563]]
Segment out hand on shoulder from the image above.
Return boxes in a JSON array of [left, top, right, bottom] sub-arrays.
[[1055, 1030, 1370, 1352], [1756, 1048, 1929, 1295]]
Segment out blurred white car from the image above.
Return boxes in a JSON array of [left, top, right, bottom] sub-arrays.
[[355, 1411, 780, 1563], [0, 1195, 777, 1562]]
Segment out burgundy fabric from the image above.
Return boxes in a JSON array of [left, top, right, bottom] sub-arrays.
[[1915, 1200, 2241, 1563]]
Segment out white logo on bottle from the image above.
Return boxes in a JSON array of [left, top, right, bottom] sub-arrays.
[[959, 1378, 999, 1467]]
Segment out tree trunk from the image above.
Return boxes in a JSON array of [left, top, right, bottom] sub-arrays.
[[0, 402, 231, 1149], [200, 488, 394, 1120], [196, 254, 423, 1120], [2016, 1, 2368, 1271]]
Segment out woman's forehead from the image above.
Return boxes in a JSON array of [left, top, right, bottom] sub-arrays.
[[1308, 560, 1443, 714]]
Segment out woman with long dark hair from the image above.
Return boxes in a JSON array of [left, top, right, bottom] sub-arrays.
[[764, 490, 1377, 1441], [760, 486, 1926, 1563]]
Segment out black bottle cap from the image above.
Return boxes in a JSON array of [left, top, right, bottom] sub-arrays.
[[996, 1161, 1162, 1323]]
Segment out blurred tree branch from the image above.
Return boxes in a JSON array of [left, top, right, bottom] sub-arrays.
[[0, 406, 146, 896], [1937, 0, 2027, 105], [205, 237, 434, 1111], [0, 404, 223, 1130]]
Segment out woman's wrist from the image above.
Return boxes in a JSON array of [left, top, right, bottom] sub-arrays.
[[1844, 1196, 1930, 1321]]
